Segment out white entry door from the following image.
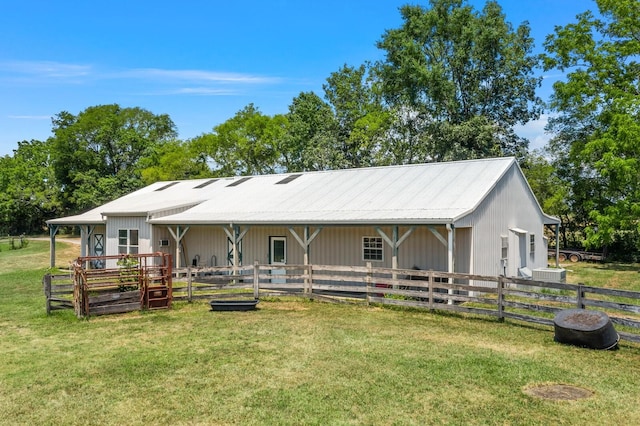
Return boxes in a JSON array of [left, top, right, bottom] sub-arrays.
[[269, 236, 286, 283]]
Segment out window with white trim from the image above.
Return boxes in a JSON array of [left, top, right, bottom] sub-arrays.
[[530, 234, 535, 260], [501, 235, 508, 260], [118, 229, 139, 254], [363, 237, 383, 261]]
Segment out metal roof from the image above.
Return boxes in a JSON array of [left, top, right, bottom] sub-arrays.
[[151, 157, 518, 225], [48, 157, 560, 227], [46, 178, 221, 225]]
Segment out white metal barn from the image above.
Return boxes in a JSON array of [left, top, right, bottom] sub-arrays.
[[47, 157, 560, 279]]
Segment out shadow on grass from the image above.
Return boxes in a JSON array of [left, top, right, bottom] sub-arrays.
[[598, 263, 640, 272]]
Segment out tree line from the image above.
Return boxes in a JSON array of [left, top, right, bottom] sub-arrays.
[[1, 0, 638, 260]]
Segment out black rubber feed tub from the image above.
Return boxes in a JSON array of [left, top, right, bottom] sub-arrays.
[[553, 309, 619, 350], [209, 299, 259, 311]]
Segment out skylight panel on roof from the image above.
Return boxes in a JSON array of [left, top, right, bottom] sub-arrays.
[[275, 174, 302, 185], [155, 182, 179, 191], [226, 177, 252, 187], [194, 179, 218, 189]]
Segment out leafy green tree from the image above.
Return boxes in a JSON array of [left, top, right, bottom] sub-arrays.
[[521, 151, 574, 248], [194, 104, 285, 176], [281, 91, 342, 172], [139, 140, 211, 184], [0, 140, 60, 234], [543, 0, 640, 254], [323, 64, 391, 168], [375, 0, 542, 161], [50, 104, 176, 213]]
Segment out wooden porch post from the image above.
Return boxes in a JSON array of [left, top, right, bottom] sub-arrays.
[[288, 226, 323, 266], [223, 225, 249, 276], [289, 226, 322, 294], [446, 223, 455, 305], [80, 225, 95, 269], [167, 225, 190, 269], [376, 225, 416, 285], [555, 224, 561, 268], [49, 225, 59, 268]]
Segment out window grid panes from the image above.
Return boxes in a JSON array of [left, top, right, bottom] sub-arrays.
[[118, 229, 139, 255], [363, 237, 383, 261], [530, 234, 535, 260], [501, 236, 508, 260]]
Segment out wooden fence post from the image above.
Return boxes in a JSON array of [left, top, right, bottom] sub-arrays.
[[365, 262, 372, 304], [43, 274, 51, 315], [428, 270, 434, 310], [577, 283, 584, 309], [307, 264, 313, 295], [253, 261, 260, 299], [497, 276, 504, 322], [187, 266, 193, 303]]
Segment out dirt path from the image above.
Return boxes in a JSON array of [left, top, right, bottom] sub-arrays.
[[31, 237, 82, 245]]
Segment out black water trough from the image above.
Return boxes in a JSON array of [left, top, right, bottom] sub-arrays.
[[209, 299, 259, 311], [553, 309, 619, 350]]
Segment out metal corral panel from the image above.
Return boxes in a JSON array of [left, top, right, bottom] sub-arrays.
[[532, 268, 566, 283]]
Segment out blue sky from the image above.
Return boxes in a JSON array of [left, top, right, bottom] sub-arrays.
[[0, 0, 594, 156]]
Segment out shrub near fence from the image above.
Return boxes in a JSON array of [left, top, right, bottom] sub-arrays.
[[47, 261, 640, 343]]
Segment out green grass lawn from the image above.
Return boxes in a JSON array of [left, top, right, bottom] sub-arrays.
[[561, 260, 640, 290], [2, 242, 640, 425]]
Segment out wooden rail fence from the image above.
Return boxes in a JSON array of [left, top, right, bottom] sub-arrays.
[[46, 262, 640, 343]]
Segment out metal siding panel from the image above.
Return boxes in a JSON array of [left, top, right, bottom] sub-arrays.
[[469, 165, 549, 277], [398, 227, 448, 271], [180, 226, 226, 267], [454, 228, 471, 273], [310, 227, 390, 267], [106, 217, 149, 255]]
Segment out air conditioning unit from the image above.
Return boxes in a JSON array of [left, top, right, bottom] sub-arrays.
[[533, 267, 566, 283], [158, 239, 170, 247]]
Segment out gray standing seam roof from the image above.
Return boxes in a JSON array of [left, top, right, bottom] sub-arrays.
[[47, 157, 558, 227]]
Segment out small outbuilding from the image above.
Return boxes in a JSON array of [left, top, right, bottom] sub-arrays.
[[47, 157, 560, 279]]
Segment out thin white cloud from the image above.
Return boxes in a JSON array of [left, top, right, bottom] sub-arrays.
[[139, 87, 239, 96], [542, 73, 565, 80], [173, 87, 238, 95], [121, 68, 280, 84], [0, 60, 282, 98], [8, 114, 51, 120], [0, 60, 92, 78]]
